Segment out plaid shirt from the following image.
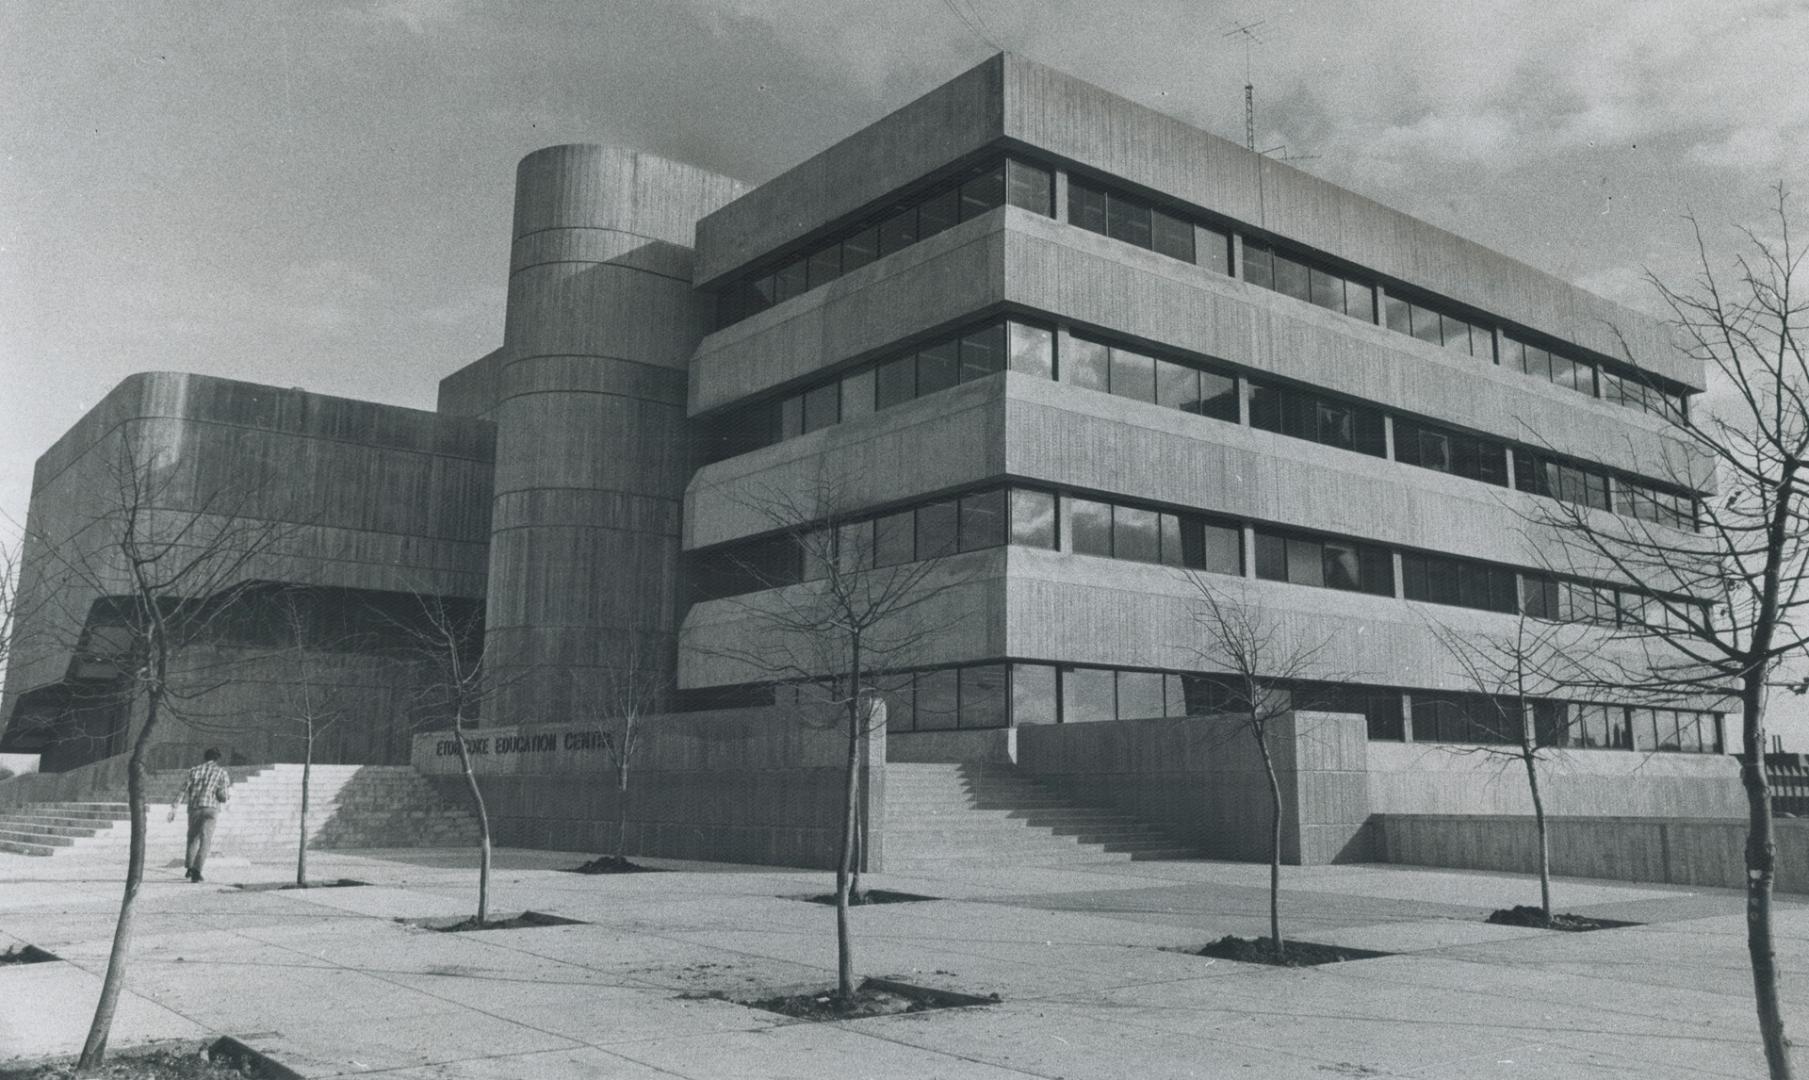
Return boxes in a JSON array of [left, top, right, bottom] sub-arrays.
[[175, 761, 231, 812]]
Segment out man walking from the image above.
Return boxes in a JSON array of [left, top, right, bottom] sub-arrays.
[[168, 748, 231, 882]]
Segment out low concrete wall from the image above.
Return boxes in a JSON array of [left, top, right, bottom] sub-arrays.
[[1016, 711, 1372, 865], [412, 707, 882, 871], [889, 729, 1014, 764], [0, 743, 212, 809], [1367, 741, 1743, 819], [1375, 813, 1809, 895]]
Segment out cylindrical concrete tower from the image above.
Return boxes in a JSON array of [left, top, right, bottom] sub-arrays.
[[485, 145, 746, 723]]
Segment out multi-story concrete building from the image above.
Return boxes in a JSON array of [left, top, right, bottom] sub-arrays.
[[3, 54, 1725, 786]]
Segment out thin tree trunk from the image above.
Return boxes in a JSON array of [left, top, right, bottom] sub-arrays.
[[297, 724, 312, 887], [1254, 721, 1285, 960], [1522, 744, 1551, 921], [1741, 672, 1793, 1078], [614, 751, 629, 866], [835, 649, 862, 1002], [453, 727, 491, 926], [849, 755, 864, 902], [78, 691, 160, 1069]]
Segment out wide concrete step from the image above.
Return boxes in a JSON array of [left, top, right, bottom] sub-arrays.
[[0, 828, 76, 847], [0, 839, 55, 856], [0, 818, 109, 838]]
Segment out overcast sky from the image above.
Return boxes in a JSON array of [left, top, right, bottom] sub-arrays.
[[4, 1, 1808, 735]]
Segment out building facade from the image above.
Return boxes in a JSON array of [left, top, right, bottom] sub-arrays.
[[3, 54, 1724, 777]]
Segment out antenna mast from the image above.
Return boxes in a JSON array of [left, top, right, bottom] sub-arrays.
[[1222, 19, 1266, 152]]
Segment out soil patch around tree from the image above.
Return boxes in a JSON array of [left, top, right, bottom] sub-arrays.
[[0, 945, 58, 966], [0, 1036, 299, 1079], [564, 856, 667, 875], [232, 879, 369, 892], [733, 977, 998, 1021], [798, 890, 940, 906], [398, 911, 588, 933], [1190, 935, 1393, 967], [1486, 905, 1640, 932]]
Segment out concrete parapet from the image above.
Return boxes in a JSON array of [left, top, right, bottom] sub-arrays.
[[411, 705, 884, 871], [1374, 813, 1809, 895]]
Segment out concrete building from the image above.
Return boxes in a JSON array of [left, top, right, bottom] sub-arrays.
[[2, 56, 1730, 842]]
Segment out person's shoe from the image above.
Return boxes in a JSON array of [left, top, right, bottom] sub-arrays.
[[191, 872, 204, 883], [184, 869, 197, 882]]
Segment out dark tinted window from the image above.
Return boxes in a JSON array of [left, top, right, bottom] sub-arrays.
[[915, 500, 959, 560], [1011, 489, 1057, 549], [958, 489, 1007, 552]]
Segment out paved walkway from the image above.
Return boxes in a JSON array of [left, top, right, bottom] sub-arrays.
[[1, 845, 1804, 1077]]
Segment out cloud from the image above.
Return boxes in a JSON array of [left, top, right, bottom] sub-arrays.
[[332, 0, 475, 36]]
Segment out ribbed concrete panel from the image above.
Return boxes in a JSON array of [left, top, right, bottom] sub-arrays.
[[693, 56, 1004, 286], [684, 375, 1005, 549], [487, 145, 744, 723], [689, 211, 1007, 415], [677, 550, 1008, 689]]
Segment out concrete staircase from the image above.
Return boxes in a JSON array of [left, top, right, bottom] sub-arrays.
[[882, 762, 1198, 873], [0, 764, 478, 858]]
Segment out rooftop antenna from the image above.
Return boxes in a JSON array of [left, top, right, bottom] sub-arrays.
[[1220, 19, 1266, 152]]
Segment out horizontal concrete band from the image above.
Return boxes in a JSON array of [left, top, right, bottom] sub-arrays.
[[497, 353, 690, 406], [510, 229, 695, 281]]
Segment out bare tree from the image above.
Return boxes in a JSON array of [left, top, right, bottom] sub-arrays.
[[1178, 575, 1353, 962], [1524, 190, 1805, 1077], [387, 591, 502, 925], [692, 479, 972, 1003], [569, 650, 666, 871], [1422, 613, 1601, 921], [12, 437, 291, 1070], [268, 586, 350, 888]]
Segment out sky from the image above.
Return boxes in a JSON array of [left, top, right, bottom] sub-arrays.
[[3, 0, 1808, 736]]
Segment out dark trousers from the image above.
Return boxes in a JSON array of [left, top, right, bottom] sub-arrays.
[[185, 808, 219, 876]]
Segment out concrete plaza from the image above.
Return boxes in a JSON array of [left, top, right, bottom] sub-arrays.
[[1, 845, 1803, 1078]]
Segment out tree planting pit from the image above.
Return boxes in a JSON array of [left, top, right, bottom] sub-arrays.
[[563, 856, 668, 875], [0, 945, 58, 967], [1486, 905, 1640, 932], [232, 879, 370, 892], [1189, 935, 1393, 967], [739, 977, 998, 1021], [0, 1036, 300, 1079], [398, 911, 588, 933], [797, 890, 940, 907]]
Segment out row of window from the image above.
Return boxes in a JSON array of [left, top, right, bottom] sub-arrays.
[[1415, 693, 1722, 754], [793, 660, 1724, 755], [714, 157, 1054, 328], [1067, 335, 1239, 421], [694, 481, 1705, 632], [1067, 172, 1693, 420], [699, 319, 1054, 462], [1069, 177, 1231, 274], [690, 486, 1058, 602]]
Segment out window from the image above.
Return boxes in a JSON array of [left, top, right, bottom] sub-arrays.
[[873, 509, 915, 567], [1411, 693, 1521, 745], [1113, 506, 1161, 563], [959, 665, 1008, 729], [958, 489, 1007, 552], [1254, 530, 1392, 596], [841, 367, 874, 421], [1515, 450, 1613, 512], [1109, 347, 1156, 403], [1394, 418, 1507, 486], [1401, 553, 1516, 613], [1070, 177, 1201, 267], [716, 156, 1054, 327], [914, 668, 959, 730], [1385, 293, 1491, 360], [1008, 322, 1055, 379], [1246, 242, 1373, 321], [801, 382, 839, 433], [914, 499, 959, 560], [1011, 663, 1058, 725], [1011, 489, 1058, 550], [1249, 382, 1386, 457], [875, 355, 915, 410], [1070, 334, 1239, 424], [1068, 498, 1113, 558], [1061, 667, 1115, 724]]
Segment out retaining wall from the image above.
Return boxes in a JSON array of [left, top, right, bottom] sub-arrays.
[[1016, 711, 1372, 864], [412, 706, 882, 871]]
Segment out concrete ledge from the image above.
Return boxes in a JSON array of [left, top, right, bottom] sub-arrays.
[[1374, 812, 1809, 894], [888, 729, 1014, 764]]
